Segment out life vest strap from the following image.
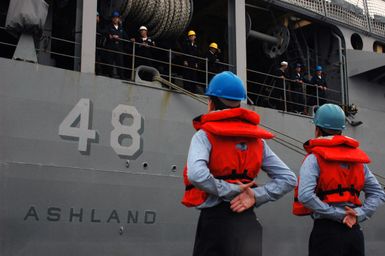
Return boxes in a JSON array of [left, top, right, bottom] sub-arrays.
[[184, 170, 255, 191], [214, 169, 253, 181], [317, 184, 360, 199], [185, 184, 195, 191]]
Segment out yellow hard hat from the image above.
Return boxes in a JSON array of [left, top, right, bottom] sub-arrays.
[[187, 30, 196, 36], [209, 42, 218, 50]]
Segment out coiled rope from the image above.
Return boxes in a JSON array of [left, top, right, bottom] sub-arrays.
[[101, 0, 192, 39]]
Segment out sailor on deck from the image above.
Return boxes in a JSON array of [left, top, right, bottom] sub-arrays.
[[182, 71, 297, 256], [294, 104, 385, 256], [181, 30, 200, 93], [105, 11, 127, 79]]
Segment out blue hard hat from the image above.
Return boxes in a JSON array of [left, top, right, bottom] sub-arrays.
[[296, 63, 302, 68], [314, 104, 346, 130], [315, 65, 322, 71], [205, 71, 246, 101], [112, 11, 120, 17]]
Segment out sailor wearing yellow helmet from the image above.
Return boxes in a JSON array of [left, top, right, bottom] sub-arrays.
[[206, 42, 221, 80], [182, 30, 201, 93]]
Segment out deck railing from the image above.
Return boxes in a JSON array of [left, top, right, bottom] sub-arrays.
[[0, 26, 343, 116]]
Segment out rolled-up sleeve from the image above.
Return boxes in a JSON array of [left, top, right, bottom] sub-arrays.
[[253, 140, 297, 207]]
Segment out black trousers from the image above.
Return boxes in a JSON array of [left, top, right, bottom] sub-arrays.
[[309, 219, 365, 256], [105, 44, 125, 79], [183, 65, 198, 93], [193, 202, 262, 256]]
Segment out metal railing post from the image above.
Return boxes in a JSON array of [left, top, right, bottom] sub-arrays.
[[205, 58, 209, 87], [169, 48, 172, 83], [316, 85, 320, 106], [363, 0, 372, 33], [283, 78, 287, 112], [303, 83, 307, 110], [131, 42, 136, 81], [322, 0, 328, 17]]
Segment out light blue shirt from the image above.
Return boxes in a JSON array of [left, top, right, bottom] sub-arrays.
[[187, 129, 297, 209], [298, 154, 385, 223]]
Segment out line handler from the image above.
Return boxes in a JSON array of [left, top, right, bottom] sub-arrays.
[[182, 71, 297, 256], [294, 104, 385, 256]]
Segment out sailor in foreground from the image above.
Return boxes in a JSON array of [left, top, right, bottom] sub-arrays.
[[181, 71, 297, 256], [293, 104, 385, 256]]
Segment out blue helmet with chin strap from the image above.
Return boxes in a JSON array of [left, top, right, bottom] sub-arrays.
[[205, 71, 246, 101], [314, 104, 346, 131], [315, 65, 322, 71]]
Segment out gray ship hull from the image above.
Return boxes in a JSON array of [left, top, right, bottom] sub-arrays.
[[1, 57, 384, 255]]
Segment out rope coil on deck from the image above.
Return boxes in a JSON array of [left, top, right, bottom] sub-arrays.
[[101, 0, 192, 39]]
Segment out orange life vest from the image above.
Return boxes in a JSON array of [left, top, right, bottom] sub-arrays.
[[181, 108, 274, 207], [293, 135, 370, 216]]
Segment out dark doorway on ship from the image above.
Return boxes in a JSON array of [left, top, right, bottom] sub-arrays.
[[50, 0, 77, 71], [0, 0, 17, 59], [245, 3, 344, 114]]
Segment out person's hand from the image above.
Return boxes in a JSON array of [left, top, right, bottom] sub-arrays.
[[183, 61, 188, 66], [323, 86, 327, 91], [343, 206, 357, 228], [230, 181, 256, 213], [230, 186, 255, 213], [238, 181, 255, 192]]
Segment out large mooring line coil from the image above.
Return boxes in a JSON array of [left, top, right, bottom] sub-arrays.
[[100, 0, 193, 39]]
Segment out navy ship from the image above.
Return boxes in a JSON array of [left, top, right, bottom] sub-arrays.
[[0, 0, 384, 255]]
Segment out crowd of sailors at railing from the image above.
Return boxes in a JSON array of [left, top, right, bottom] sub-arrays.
[[248, 61, 337, 116], [0, 10, 337, 117], [95, 10, 336, 115], [95, 11, 223, 94]]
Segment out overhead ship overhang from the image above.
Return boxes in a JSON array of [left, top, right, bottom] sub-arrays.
[[257, 0, 385, 43]]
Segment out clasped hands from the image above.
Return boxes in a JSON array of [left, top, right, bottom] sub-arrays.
[[230, 181, 256, 213], [230, 182, 359, 228], [343, 206, 358, 228]]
